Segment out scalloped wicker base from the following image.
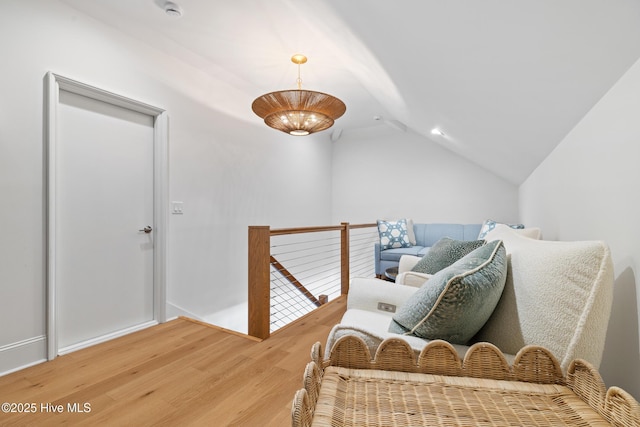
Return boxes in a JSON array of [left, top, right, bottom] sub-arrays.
[[292, 337, 640, 427]]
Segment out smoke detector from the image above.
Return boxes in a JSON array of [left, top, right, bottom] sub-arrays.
[[158, 1, 183, 17]]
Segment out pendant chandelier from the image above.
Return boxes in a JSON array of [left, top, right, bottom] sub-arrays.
[[252, 54, 346, 136]]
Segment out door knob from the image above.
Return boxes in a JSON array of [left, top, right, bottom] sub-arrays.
[[139, 226, 153, 233]]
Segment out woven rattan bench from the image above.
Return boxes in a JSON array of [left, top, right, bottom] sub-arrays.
[[291, 336, 640, 426]]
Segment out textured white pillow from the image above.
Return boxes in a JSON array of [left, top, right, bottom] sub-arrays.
[[474, 228, 613, 371]]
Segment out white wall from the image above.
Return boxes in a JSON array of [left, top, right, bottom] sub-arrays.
[[0, 0, 333, 373], [166, 98, 333, 317], [520, 57, 640, 397], [331, 126, 520, 224]]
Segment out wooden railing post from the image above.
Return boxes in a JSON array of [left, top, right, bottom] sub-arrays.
[[248, 222, 376, 338], [248, 226, 271, 339], [341, 222, 350, 295]]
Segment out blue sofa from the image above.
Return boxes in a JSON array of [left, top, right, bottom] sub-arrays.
[[375, 223, 482, 276]]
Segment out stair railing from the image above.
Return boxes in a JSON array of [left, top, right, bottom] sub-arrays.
[[248, 222, 377, 339]]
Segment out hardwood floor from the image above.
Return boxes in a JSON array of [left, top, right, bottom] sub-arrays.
[[0, 297, 346, 426]]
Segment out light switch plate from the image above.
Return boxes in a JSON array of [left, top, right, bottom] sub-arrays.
[[171, 201, 184, 214]]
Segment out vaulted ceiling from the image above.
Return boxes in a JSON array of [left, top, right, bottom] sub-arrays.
[[61, 0, 640, 184]]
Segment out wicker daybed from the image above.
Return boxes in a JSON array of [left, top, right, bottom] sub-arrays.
[[292, 336, 640, 427]]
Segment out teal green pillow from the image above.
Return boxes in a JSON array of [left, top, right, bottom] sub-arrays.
[[389, 240, 507, 344], [411, 237, 485, 274]]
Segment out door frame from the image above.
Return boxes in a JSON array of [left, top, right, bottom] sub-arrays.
[[44, 72, 168, 360]]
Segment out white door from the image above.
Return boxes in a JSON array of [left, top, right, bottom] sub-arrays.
[[46, 73, 168, 357]]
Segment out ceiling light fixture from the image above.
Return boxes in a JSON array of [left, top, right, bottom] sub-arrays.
[[252, 55, 346, 136], [431, 128, 445, 136]]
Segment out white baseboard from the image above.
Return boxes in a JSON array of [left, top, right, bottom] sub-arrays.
[[1, 316, 170, 377], [166, 301, 204, 322], [58, 321, 158, 356], [0, 335, 47, 377], [200, 302, 248, 334]]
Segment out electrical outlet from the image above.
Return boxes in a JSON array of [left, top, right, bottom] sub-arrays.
[[377, 302, 396, 313]]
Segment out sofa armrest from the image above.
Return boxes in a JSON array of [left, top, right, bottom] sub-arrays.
[[348, 277, 418, 314], [398, 255, 421, 273], [396, 271, 432, 287]]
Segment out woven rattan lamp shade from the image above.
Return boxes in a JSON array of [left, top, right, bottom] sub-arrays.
[[252, 89, 346, 136], [252, 55, 346, 136]]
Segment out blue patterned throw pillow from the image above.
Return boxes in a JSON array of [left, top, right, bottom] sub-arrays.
[[478, 219, 524, 239], [377, 219, 412, 250]]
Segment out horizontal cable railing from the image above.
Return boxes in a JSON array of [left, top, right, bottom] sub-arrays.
[[248, 222, 377, 339], [348, 224, 378, 279]]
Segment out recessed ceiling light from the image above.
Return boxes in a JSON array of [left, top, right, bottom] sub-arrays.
[[431, 128, 444, 136]]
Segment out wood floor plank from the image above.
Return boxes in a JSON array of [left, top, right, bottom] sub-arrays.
[[0, 297, 345, 426]]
